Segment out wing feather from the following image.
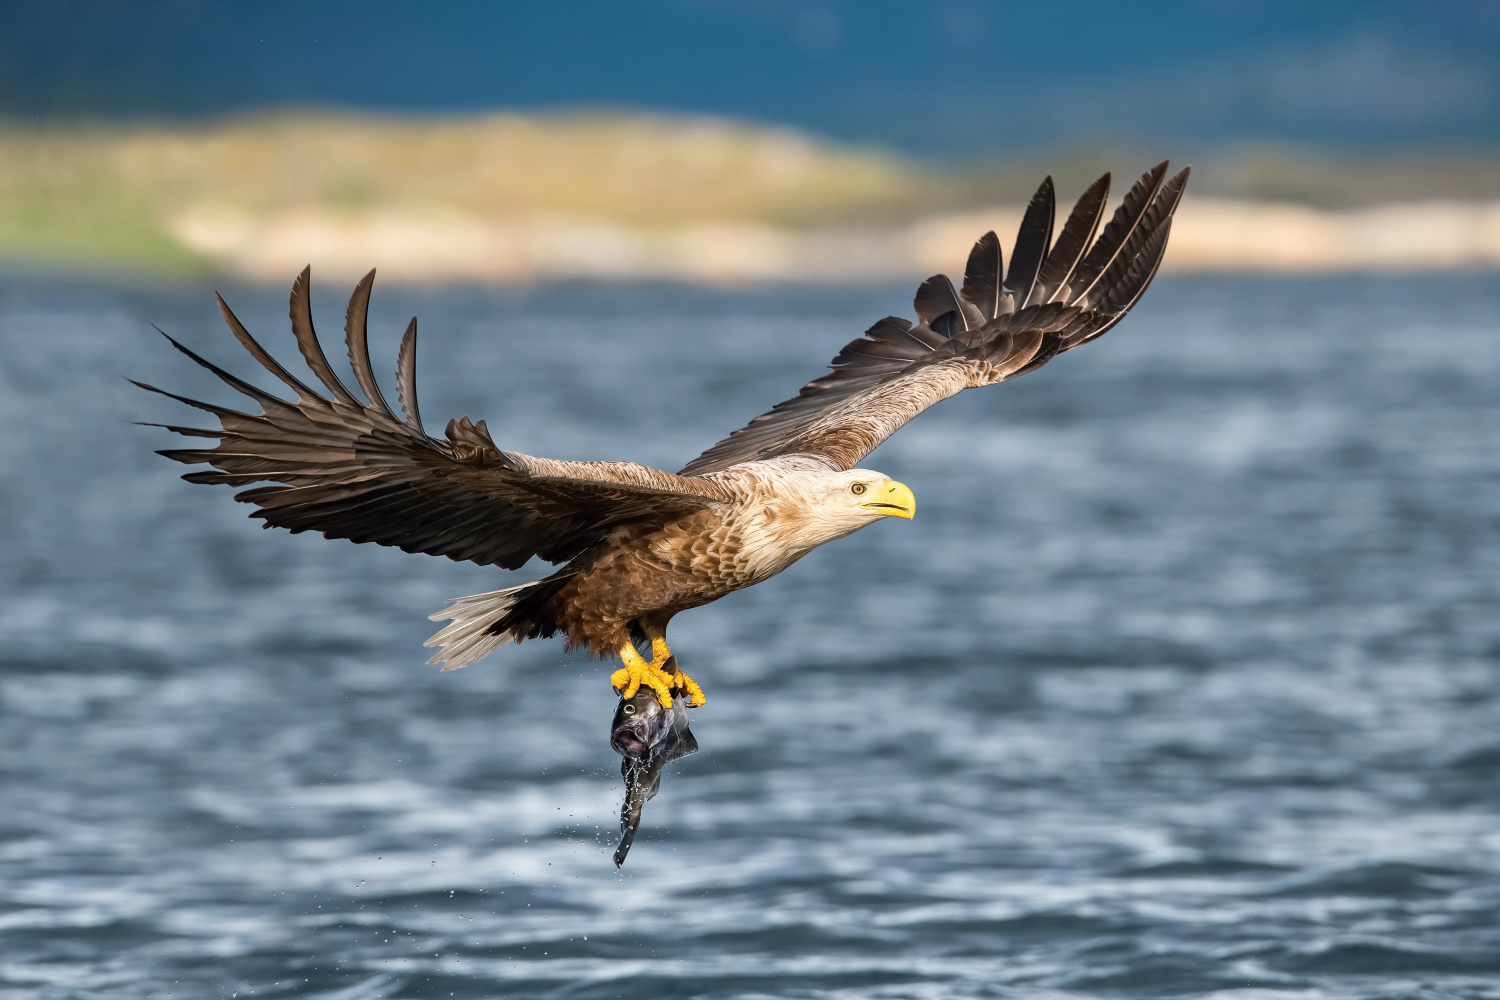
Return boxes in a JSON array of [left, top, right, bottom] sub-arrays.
[[142, 271, 724, 570], [1071, 166, 1188, 347], [1004, 176, 1055, 308], [343, 268, 398, 419], [155, 329, 306, 419], [1035, 173, 1110, 304], [1066, 161, 1168, 306], [289, 266, 363, 409], [681, 162, 1187, 475], [1087, 219, 1175, 343], [215, 294, 322, 405], [395, 317, 425, 433], [960, 231, 1008, 321]]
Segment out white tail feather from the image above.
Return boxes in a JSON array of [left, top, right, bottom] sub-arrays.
[[424, 583, 531, 671]]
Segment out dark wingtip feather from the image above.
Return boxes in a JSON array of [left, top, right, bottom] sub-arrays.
[[134, 421, 222, 438], [1004, 176, 1055, 308], [1034, 172, 1110, 304], [1063, 163, 1189, 349], [960, 231, 1006, 321], [215, 291, 321, 403], [395, 316, 425, 434], [181, 470, 270, 486], [1066, 161, 1169, 306], [150, 328, 295, 413], [344, 268, 397, 419], [1095, 166, 1189, 310], [289, 265, 363, 409], [1098, 217, 1173, 323], [1087, 168, 1189, 335], [129, 377, 254, 420]]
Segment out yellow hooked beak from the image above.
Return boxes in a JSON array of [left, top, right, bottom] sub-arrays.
[[859, 480, 915, 519]]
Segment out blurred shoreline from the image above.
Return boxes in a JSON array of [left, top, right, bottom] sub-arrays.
[[164, 196, 1500, 285], [5, 112, 1500, 286]]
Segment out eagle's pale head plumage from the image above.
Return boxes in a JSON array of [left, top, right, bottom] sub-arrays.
[[726, 463, 915, 581], [800, 468, 915, 531]]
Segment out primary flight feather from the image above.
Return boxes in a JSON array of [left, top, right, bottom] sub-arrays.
[[140, 163, 1188, 707]]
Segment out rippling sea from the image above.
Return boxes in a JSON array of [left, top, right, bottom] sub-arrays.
[[3, 273, 1500, 999]]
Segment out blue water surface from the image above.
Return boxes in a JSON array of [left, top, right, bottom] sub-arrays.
[[2, 273, 1499, 999]]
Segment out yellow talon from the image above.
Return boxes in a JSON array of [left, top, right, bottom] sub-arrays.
[[677, 671, 706, 707], [611, 638, 707, 708], [613, 641, 675, 707]]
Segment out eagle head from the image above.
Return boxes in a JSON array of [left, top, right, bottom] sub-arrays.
[[787, 469, 915, 545], [844, 473, 915, 521], [732, 464, 916, 578]]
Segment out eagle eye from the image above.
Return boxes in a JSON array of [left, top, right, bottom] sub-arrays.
[[851, 483, 868, 496]]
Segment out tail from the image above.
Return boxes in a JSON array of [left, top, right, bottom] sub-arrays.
[[423, 576, 569, 671]]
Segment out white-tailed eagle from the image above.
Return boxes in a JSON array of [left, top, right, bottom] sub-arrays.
[[139, 163, 1188, 707]]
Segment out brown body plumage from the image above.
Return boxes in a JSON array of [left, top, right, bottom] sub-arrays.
[[520, 456, 895, 653], [139, 163, 1188, 699]]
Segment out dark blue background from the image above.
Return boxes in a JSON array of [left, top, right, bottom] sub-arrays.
[[4, 0, 1499, 153]]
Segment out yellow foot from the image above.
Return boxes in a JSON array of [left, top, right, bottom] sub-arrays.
[[675, 670, 706, 708], [609, 637, 707, 708]]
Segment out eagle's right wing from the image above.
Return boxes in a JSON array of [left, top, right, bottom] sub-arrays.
[[139, 269, 726, 570], [680, 162, 1188, 475]]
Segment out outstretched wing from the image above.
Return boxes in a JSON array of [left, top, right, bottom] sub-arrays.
[[680, 162, 1188, 474], [139, 268, 727, 570]]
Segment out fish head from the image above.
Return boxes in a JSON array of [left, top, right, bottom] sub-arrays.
[[610, 687, 679, 757]]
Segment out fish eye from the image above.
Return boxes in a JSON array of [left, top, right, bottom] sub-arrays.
[[850, 483, 868, 496], [622, 703, 636, 714]]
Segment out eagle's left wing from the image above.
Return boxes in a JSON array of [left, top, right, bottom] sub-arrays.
[[680, 162, 1188, 475], [139, 268, 727, 571]]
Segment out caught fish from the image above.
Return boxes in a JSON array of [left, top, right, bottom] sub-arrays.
[[610, 674, 698, 867]]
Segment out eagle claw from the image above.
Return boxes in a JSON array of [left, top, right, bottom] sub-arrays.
[[612, 638, 706, 708]]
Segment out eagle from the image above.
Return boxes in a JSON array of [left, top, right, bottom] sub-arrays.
[[138, 162, 1187, 709]]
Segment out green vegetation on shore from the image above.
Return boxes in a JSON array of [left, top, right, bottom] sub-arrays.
[[0, 113, 952, 277], [0, 129, 205, 274]]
